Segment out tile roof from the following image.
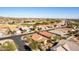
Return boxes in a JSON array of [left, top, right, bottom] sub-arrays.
[[32, 33, 48, 42], [39, 31, 54, 38]]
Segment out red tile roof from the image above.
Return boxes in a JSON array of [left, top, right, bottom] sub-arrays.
[[32, 33, 48, 42], [39, 31, 53, 38]]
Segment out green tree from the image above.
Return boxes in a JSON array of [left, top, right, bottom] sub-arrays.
[[51, 35, 61, 42], [2, 41, 16, 51], [29, 40, 38, 50]]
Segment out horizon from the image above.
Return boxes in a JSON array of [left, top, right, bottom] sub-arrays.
[[0, 7, 79, 19], [0, 16, 79, 19]]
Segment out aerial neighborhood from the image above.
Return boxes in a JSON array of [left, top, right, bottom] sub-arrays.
[[0, 17, 79, 51]]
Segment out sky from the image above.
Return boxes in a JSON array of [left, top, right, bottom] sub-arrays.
[[0, 7, 79, 18]]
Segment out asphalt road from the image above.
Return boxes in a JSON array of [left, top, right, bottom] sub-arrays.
[[0, 32, 35, 51]]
